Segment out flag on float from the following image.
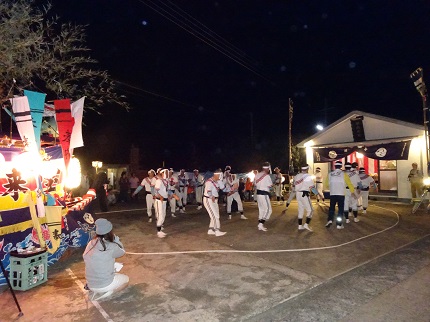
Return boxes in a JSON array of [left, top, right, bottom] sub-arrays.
[[54, 99, 74, 169], [24, 90, 47, 150], [43, 103, 56, 117], [10, 96, 38, 154], [70, 97, 85, 154]]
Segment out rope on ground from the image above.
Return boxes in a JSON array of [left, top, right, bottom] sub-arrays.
[[126, 204, 400, 255]]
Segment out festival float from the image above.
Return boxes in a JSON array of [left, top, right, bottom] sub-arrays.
[[0, 91, 96, 286]]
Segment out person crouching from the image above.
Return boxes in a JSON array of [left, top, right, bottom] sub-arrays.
[[83, 218, 128, 301]]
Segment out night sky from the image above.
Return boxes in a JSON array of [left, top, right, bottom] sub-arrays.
[[47, 0, 430, 172]]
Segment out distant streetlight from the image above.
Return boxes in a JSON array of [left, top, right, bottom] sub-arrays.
[[92, 161, 103, 173], [316, 124, 324, 131]]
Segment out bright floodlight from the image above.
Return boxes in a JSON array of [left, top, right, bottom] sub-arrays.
[[424, 177, 430, 186], [316, 124, 324, 131], [64, 157, 81, 189]]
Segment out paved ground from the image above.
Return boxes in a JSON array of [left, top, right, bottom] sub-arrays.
[[1, 198, 430, 321]]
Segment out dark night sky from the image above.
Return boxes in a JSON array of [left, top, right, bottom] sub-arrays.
[[47, 0, 430, 172]]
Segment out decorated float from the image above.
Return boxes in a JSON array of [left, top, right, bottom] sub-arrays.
[[0, 92, 96, 285]]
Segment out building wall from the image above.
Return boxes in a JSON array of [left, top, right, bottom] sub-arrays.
[[305, 135, 427, 199]]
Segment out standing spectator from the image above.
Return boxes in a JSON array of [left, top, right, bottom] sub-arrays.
[[244, 177, 253, 201], [92, 172, 109, 212], [238, 177, 245, 201], [408, 162, 423, 199], [118, 171, 129, 203], [129, 173, 140, 201]]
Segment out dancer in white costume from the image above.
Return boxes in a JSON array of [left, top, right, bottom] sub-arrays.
[[293, 164, 315, 231], [273, 167, 284, 205], [168, 168, 184, 217], [358, 167, 376, 214], [154, 168, 169, 238], [343, 162, 362, 223], [225, 172, 247, 220], [314, 167, 325, 203], [132, 169, 156, 222], [192, 169, 204, 210], [178, 169, 189, 210], [203, 169, 227, 236], [255, 162, 273, 231]]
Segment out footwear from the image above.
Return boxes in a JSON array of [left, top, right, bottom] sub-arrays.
[[180, 209, 185, 214], [336, 225, 344, 229], [207, 229, 216, 235], [317, 199, 319, 203], [304, 223, 313, 232], [363, 210, 367, 214], [285, 203, 290, 208], [148, 217, 152, 223], [157, 231, 166, 238], [197, 205, 202, 210], [215, 230, 227, 236], [258, 223, 268, 231], [325, 220, 332, 228], [240, 215, 248, 220], [345, 219, 350, 224], [354, 217, 360, 223], [171, 213, 176, 218], [228, 214, 232, 220], [322, 199, 325, 203], [298, 225, 304, 230], [92, 290, 114, 301]]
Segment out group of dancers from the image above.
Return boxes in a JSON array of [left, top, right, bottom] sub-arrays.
[[132, 161, 376, 238]]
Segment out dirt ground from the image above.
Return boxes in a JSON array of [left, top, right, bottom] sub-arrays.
[[1, 199, 430, 322]]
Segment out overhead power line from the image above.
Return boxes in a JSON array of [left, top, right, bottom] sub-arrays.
[[137, 0, 275, 85]]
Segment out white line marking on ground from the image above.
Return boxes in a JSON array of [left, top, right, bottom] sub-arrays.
[[66, 268, 114, 322], [126, 204, 400, 255], [95, 208, 146, 215]]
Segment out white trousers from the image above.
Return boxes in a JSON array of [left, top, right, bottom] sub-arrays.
[[256, 194, 272, 220], [344, 190, 359, 211], [195, 186, 203, 205], [146, 193, 154, 217], [227, 192, 243, 213], [179, 187, 188, 206], [154, 199, 167, 227], [203, 197, 220, 230], [169, 189, 183, 213], [297, 192, 313, 219], [316, 183, 324, 200], [360, 191, 369, 209], [89, 273, 129, 294], [287, 191, 296, 204], [274, 184, 282, 197]]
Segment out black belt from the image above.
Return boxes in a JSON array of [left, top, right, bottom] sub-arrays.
[[361, 187, 369, 191], [256, 189, 270, 196], [300, 191, 310, 197], [155, 197, 167, 201], [204, 195, 218, 199], [316, 181, 322, 183]]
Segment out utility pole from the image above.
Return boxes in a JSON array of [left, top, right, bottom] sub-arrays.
[[288, 98, 294, 174]]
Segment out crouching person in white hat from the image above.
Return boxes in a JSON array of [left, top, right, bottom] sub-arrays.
[[83, 218, 129, 301], [293, 164, 315, 231]]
